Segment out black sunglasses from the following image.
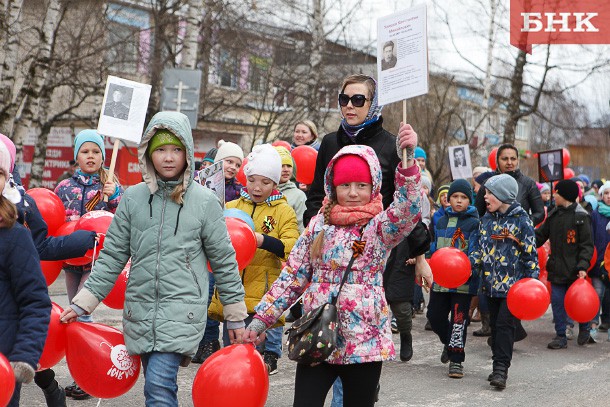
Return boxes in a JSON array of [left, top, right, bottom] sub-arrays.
[[338, 93, 369, 108]]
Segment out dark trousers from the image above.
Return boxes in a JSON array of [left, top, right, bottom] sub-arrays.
[[389, 301, 412, 334], [550, 282, 590, 336], [488, 296, 516, 369], [427, 291, 472, 363], [294, 361, 382, 407], [601, 286, 610, 324]]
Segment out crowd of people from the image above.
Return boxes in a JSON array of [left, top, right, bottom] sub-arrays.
[[0, 72, 608, 407]]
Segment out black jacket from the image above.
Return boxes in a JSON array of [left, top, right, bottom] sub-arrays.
[[383, 221, 431, 303], [304, 118, 399, 226], [535, 203, 594, 285], [475, 169, 545, 226]]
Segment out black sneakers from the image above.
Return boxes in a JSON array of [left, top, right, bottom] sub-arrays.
[[64, 382, 91, 400], [263, 351, 279, 375], [440, 345, 449, 364], [577, 330, 595, 346], [547, 336, 568, 349], [42, 380, 67, 407], [448, 362, 464, 378], [192, 339, 221, 364]]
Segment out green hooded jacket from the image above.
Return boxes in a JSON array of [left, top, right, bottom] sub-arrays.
[[72, 111, 247, 357]]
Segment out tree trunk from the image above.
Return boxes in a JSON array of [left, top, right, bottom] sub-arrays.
[[306, 0, 324, 124], [503, 49, 527, 145], [181, 0, 204, 70], [0, 0, 24, 133], [11, 0, 62, 163], [481, 0, 497, 147]]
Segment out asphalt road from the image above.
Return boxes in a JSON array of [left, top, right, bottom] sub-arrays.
[[20, 274, 610, 406]]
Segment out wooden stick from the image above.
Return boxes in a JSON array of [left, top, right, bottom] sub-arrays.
[[402, 99, 407, 165], [103, 139, 121, 202]]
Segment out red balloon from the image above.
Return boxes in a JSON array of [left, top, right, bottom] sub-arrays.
[[562, 148, 570, 168], [291, 145, 318, 185], [102, 261, 130, 309], [0, 353, 14, 407], [537, 246, 548, 271], [192, 344, 268, 407], [65, 322, 140, 399], [563, 167, 575, 180], [588, 247, 597, 272], [27, 188, 66, 236], [76, 210, 114, 260], [271, 140, 292, 151], [38, 303, 67, 370], [564, 279, 600, 323], [507, 278, 550, 320], [428, 247, 471, 289], [41, 260, 63, 286], [236, 156, 248, 186], [226, 217, 257, 271], [488, 147, 499, 171], [53, 220, 78, 237]]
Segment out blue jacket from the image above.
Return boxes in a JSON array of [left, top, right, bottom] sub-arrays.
[[0, 223, 51, 369], [471, 202, 539, 298], [590, 208, 610, 279], [17, 191, 95, 261], [430, 205, 480, 295]]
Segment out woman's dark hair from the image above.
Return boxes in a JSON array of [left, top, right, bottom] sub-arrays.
[[496, 144, 519, 162], [0, 195, 17, 228]]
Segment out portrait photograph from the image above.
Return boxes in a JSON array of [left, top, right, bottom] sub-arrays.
[[448, 144, 473, 180], [103, 84, 133, 121], [538, 149, 564, 182]]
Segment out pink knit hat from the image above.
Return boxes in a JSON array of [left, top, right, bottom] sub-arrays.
[[0, 133, 16, 172], [332, 154, 372, 187]]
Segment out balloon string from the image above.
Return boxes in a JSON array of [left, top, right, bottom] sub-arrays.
[[91, 238, 99, 268], [96, 398, 102, 407]]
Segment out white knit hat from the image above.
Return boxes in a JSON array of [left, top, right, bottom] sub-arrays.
[[244, 144, 281, 184], [598, 181, 610, 197], [214, 140, 244, 163]]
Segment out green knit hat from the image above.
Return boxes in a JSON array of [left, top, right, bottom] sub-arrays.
[[148, 129, 184, 156]]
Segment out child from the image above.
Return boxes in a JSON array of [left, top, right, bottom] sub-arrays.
[[470, 174, 539, 390], [0, 142, 52, 407], [242, 124, 425, 407], [53, 129, 123, 400], [536, 179, 595, 349], [1, 133, 96, 406], [192, 140, 244, 364], [538, 183, 552, 209], [275, 145, 307, 232], [427, 179, 479, 379], [60, 112, 248, 406], [208, 144, 300, 375], [215, 140, 244, 203], [589, 181, 610, 337]]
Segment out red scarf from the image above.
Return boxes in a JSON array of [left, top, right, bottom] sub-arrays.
[[320, 195, 383, 226]]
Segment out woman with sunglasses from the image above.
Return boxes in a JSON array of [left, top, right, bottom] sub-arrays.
[[304, 74, 401, 225]]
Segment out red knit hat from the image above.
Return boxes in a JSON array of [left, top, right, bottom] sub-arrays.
[[332, 154, 372, 187]]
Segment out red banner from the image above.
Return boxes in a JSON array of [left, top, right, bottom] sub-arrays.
[[510, 0, 610, 53]]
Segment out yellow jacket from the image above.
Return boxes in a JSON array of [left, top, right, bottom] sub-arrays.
[[209, 190, 300, 321]]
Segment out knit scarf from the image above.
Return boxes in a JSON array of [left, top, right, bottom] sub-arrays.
[[598, 201, 610, 217], [320, 195, 383, 226], [339, 78, 383, 141]]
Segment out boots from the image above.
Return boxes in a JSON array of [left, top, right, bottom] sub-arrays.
[[489, 364, 508, 390], [41, 380, 67, 407], [473, 312, 491, 337], [399, 333, 413, 362]]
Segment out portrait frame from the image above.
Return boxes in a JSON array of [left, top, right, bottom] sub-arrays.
[[538, 149, 564, 182]]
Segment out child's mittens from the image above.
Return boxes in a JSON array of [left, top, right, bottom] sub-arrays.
[[396, 122, 418, 161], [247, 318, 267, 335], [10, 361, 35, 383]]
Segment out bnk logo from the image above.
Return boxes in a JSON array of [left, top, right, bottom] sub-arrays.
[[510, 0, 610, 53]]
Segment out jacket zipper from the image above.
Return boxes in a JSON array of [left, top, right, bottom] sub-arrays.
[[186, 254, 201, 296], [153, 187, 168, 347]]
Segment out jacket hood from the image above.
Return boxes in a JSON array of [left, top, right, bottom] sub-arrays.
[[323, 145, 382, 201], [446, 205, 478, 219], [138, 111, 194, 194], [278, 180, 298, 192]]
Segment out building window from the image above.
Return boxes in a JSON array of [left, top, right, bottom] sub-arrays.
[[249, 56, 270, 93], [219, 49, 238, 88], [466, 109, 478, 131], [515, 119, 527, 141], [106, 22, 140, 73]]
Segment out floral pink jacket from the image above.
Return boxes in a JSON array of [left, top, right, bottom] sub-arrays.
[[254, 144, 421, 364]]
